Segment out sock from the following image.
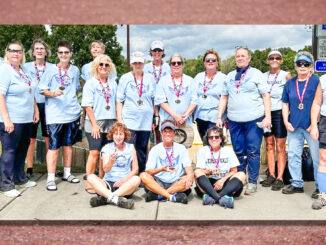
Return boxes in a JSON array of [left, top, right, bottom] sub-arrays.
[[47, 173, 55, 183], [63, 167, 71, 179], [158, 194, 164, 200], [317, 171, 326, 193], [27, 168, 33, 174], [169, 194, 176, 202], [107, 193, 119, 204], [218, 177, 243, 197], [196, 175, 221, 202]]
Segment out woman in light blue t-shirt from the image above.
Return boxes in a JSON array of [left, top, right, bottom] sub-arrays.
[[87, 122, 140, 209]]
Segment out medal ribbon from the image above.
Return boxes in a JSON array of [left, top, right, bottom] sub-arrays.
[[11, 64, 30, 87], [171, 74, 183, 98], [203, 71, 217, 94], [152, 61, 163, 84], [165, 146, 174, 168], [133, 73, 143, 99], [34, 62, 46, 83], [267, 70, 279, 93], [234, 67, 250, 89], [58, 65, 69, 87], [295, 75, 311, 103], [97, 78, 111, 105], [210, 146, 221, 169]]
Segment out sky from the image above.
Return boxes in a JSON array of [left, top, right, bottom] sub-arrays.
[[116, 25, 313, 61]]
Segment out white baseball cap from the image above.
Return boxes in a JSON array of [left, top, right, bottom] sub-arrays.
[[130, 51, 145, 63], [268, 50, 282, 58], [151, 41, 164, 50]]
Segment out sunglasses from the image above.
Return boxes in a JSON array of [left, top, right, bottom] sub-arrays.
[[99, 63, 110, 68], [208, 135, 221, 140], [296, 61, 311, 67], [7, 49, 23, 54], [152, 48, 163, 52], [57, 51, 70, 55], [170, 61, 183, 66], [205, 58, 217, 63], [268, 57, 282, 61]]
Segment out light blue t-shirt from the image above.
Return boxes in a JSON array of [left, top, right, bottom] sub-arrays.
[[318, 74, 326, 117], [0, 63, 36, 123], [23, 61, 54, 103], [263, 70, 289, 111], [146, 142, 192, 183], [102, 142, 134, 183], [194, 71, 227, 123], [143, 62, 171, 84], [117, 72, 155, 131], [196, 145, 239, 180], [81, 77, 117, 120], [0, 57, 3, 64], [81, 61, 117, 82], [155, 74, 198, 128], [38, 64, 81, 124], [222, 67, 269, 122]]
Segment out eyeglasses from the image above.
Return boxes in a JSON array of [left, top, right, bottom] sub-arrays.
[[7, 49, 23, 54], [57, 51, 70, 55], [235, 45, 249, 51], [170, 61, 183, 66], [99, 63, 110, 68], [208, 135, 221, 140], [152, 48, 163, 52], [296, 61, 311, 67], [268, 57, 282, 61], [34, 47, 45, 51], [205, 58, 217, 63]]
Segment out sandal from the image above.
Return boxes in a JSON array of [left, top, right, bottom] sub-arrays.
[[62, 175, 80, 183], [46, 181, 57, 191]]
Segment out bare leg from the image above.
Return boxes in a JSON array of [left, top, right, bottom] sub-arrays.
[[87, 174, 110, 197], [62, 146, 72, 168], [276, 137, 287, 180], [230, 171, 247, 185], [44, 137, 49, 153], [26, 138, 36, 168], [47, 149, 59, 173], [265, 135, 276, 177], [140, 172, 172, 199], [85, 150, 100, 192], [113, 176, 140, 196], [166, 176, 188, 194]]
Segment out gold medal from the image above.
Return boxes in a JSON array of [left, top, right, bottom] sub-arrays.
[[175, 99, 181, 104], [105, 105, 110, 110], [298, 103, 304, 110], [59, 86, 65, 90], [236, 88, 240, 94], [137, 100, 143, 106], [202, 94, 207, 99], [28, 88, 32, 94]]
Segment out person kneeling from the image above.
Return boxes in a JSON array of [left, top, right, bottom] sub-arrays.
[[140, 120, 194, 204], [194, 126, 246, 209], [87, 122, 140, 209]]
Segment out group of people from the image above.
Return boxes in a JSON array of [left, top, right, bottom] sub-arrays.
[[0, 38, 326, 211]]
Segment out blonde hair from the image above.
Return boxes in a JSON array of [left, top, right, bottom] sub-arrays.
[[4, 41, 26, 65], [89, 41, 106, 53], [90, 54, 116, 78]]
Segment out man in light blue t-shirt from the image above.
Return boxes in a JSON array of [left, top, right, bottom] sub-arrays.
[[140, 120, 194, 204]]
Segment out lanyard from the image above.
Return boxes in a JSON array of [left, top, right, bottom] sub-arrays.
[[171, 74, 183, 98], [210, 146, 221, 169], [152, 61, 163, 84], [58, 65, 69, 87], [34, 62, 46, 82], [234, 67, 250, 89], [133, 73, 143, 98], [203, 71, 217, 94], [97, 78, 111, 104], [11, 64, 30, 87], [165, 145, 174, 168], [295, 75, 311, 103], [267, 70, 279, 92]]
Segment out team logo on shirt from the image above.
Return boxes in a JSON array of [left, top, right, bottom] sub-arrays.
[[160, 155, 180, 168], [54, 74, 73, 86], [129, 81, 150, 94], [198, 83, 217, 90], [114, 155, 127, 168], [95, 86, 112, 98], [168, 85, 189, 97]]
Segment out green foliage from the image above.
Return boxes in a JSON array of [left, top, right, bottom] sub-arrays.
[[219, 56, 236, 74], [183, 56, 204, 78]]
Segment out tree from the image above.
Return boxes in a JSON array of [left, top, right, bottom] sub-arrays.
[[0, 25, 48, 59]]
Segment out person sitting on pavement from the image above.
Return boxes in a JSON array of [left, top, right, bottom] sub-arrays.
[[194, 126, 246, 208], [88, 122, 140, 209], [140, 120, 194, 204]]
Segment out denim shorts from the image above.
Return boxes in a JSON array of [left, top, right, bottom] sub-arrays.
[[264, 110, 287, 138], [48, 119, 80, 149]]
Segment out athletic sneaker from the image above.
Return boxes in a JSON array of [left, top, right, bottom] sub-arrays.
[[311, 189, 320, 199], [145, 191, 159, 202], [218, 195, 234, 209], [312, 193, 326, 210], [3, 189, 21, 198], [271, 179, 284, 191], [202, 194, 216, 205], [282, 185, 304, 194], [90, 196, 107, 207], [116, 196, 134, 209], [244, 183, 257, 195], [261, 175, 276, 187], [172, 192, 188, 204], [19, 180, 37, 188]]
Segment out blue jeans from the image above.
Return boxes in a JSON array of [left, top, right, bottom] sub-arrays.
[[0, 123, 31, 191], [195, 118, 215, 142], [228, 117, 264, 184], [129, 130, 151, 173], [287, 128, 319, 188]]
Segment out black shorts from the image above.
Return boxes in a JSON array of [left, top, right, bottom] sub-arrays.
[[104, 180, 133, 199], [144, 176, 192, 196], [319, 115, 326, 149], [196, 177, 243, 198], [264, 110, 287, 138], [31, 103, 48, 138], [85, 132, 109, 151]]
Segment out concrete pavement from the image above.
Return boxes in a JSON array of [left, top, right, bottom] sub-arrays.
[[0, 173, 325, 221]]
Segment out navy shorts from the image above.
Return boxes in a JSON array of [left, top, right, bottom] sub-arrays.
[[264, 110, 287, 138], [85, 132, 110, 151], [48, 119, 80, 150], [319, 115, 326, 149], [31, 103, 48, 138], [104, 180, 133, 199]]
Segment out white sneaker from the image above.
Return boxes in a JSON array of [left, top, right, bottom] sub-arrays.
[[23, 180, 37, 188], [3, 189, 21, 198]]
